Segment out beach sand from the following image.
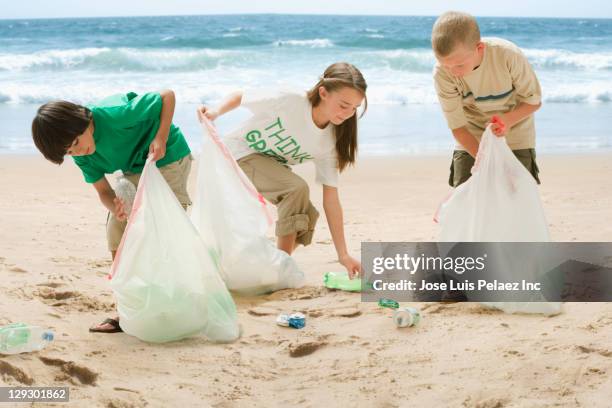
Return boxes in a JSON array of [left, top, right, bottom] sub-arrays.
[[1, 153, 611, 407]]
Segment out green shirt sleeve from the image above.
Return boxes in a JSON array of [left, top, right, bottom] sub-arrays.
[[98, 92, 163, 129], [72, 155, 104, 184]]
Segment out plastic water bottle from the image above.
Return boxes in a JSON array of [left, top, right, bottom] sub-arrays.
[[393, 307, 421, 328], [378, 298, 400, 309], [114, 175, 137, 217], [0, 323, 54, 355], [323, 272, 362, 292]]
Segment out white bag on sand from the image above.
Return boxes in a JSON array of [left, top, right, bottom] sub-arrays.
[[109, 159, 240, 343], [190, 116, 304, 295], [437, 126, 562, 315]]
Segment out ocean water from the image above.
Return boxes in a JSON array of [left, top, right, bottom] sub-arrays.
[[0, 14, 611, 154]]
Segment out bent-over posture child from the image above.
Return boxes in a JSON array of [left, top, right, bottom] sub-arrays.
[[32, 90, 192, 333]]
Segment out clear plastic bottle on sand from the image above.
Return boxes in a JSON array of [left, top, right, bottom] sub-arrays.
[[0, 323, 54, 355]]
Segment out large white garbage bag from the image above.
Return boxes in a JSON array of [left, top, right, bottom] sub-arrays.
[[109, 159, 240, 343], [437, 126, 562, 315], [190, 115, 304, 295]]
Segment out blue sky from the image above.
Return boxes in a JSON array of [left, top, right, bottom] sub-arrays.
[[1, 0, 611, 19]]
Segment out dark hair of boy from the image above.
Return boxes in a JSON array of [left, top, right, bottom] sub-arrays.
[[32, 101, 92, 165]]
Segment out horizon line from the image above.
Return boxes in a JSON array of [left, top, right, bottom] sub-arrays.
[[1, 12, 612, 21]]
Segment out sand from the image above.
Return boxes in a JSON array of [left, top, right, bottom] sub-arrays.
[[1, 153, 611, 407]]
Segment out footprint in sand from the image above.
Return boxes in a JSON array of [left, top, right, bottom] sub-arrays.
[[306, 309, 324, 318], [88, 259, 112, 269], [576, 345, 612, 358], [0, 360, 34, 385], [463, 396, 510, 408], [288, 340, 327, 358], [332, 307, 361, 318], [247, 307, 278, 316], [0, 258, 28, 274], [265, 286, 327, 301], [103, 395, 148, 407], [36, 282, 65, 289], [39, 356, 99, 386], [36, 288, 79, 301], [33, 287, 115, 313]]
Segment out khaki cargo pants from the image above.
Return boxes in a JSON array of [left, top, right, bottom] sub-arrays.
[[237, 153, 319, 247], [449, 148, 541, 187], [107, 154, 192, 251]]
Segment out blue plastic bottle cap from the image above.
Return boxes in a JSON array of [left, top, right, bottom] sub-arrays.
[[43, 332, 54, 341]]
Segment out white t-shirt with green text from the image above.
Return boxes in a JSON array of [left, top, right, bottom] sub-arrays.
[[224, 89, 339, 187]]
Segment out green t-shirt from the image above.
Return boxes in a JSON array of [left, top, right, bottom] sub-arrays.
[[73, 92, 191, 183]]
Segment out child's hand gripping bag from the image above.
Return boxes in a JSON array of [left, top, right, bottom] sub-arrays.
[[190, 115, 304, 295], [436, 126, 561, 315], [109, 159, 240, 343]]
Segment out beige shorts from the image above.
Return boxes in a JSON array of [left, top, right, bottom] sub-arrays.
[[107, 154, 192, 252], [237, 153, 319, 246]]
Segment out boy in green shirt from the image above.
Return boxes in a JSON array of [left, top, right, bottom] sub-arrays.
[[32, 90, 192, 333]]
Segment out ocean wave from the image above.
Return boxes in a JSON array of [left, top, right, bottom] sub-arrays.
[[273, 39, 334, 48], [543, 90, 612, 104], [0, 57, 610, 107], [5, 45, 610, 75], [1, 82, 610, 106], [337, 37, 431, 49], [361, 49, 436, 72], [524, 49, 612, 71], [0, 47, 246, 72]]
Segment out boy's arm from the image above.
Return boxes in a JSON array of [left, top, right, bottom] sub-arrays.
[[149, 89, 176, 161], [197, 91, 243, 121], [434, 68, 480, 156], [93, 177, 127, 221], [452, 127, 480, 158], [491, 49, 542, 136], [322, 185, 361, 279], [492, 102, 541, 136]]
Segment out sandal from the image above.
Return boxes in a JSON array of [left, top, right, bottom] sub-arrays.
[[89, 317, 123, 333]]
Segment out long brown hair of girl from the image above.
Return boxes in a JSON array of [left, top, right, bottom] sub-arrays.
[[307, 62, 368, 172]]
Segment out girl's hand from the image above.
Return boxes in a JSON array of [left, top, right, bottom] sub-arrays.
[[339, 254, 362, 279], [113, 197, 128, 221], [197, 105, 219, 122]]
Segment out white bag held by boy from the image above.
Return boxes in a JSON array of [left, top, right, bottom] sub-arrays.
[[190, 115, 304, 295], [437, 126, 561, 315], [109, 159, 240, 343]]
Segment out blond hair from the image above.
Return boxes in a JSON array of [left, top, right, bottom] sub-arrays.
[[431, 11, 481, 57]]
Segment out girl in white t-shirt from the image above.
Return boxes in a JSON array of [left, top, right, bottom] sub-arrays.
[[199, 62, 367, 278]]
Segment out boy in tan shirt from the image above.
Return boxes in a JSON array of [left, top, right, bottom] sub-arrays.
[[432, 11, 543, 187]]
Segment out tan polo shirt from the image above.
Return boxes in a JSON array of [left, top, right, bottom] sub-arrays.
[[434, 37, 542, 150]]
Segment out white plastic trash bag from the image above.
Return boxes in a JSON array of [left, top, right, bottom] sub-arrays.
[[109, 159, 240, 343], [437, 127, 549, 242], [437, 126, 561, 315], [190, 115, 304, 295]]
